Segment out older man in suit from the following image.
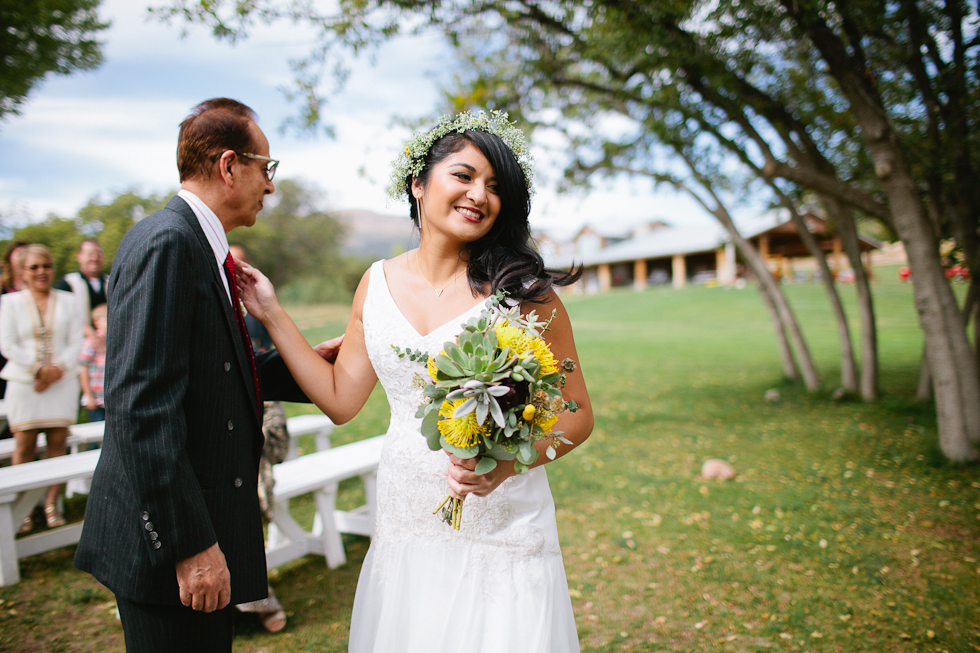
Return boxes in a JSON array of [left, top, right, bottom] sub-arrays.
[[74, 98, 330, 651]]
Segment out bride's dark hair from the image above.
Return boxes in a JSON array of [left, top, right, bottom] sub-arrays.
[[405, 129, 580, 304]]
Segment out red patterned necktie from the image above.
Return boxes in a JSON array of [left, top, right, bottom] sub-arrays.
[[223, 252, 261, 417]]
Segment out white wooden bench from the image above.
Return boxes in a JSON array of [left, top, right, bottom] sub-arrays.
[[266, 434, 384, 571], [0, 413, 334, 464], [0, 414, 371, 587], [0, 421, 108, 462], [0, 449, 101, 585]]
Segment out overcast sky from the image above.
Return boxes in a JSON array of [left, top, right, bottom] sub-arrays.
[[0, 0, 708, 237]]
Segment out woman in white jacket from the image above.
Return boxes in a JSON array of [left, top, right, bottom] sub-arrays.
[[0, 244, 82, 532]]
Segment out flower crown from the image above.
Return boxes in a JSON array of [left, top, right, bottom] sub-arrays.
[[386, 110, 534, 202]]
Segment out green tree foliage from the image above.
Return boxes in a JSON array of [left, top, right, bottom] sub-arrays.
[[228, 178, 350, 301], [5, 190, 167, 277], [12, 215, 84, 278], [0, 0, 110, 120], [76, 190, 170, 269]]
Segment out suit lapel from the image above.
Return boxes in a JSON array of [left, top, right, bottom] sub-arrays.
[[169, 197, 262, 424]]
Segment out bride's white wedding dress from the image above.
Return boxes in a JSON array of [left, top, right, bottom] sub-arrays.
[[348, 260, 580, 653]]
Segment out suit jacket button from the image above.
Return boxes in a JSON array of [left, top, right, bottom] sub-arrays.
[[234, 477, 243, 488], [144, 522, 154, 531], [227, 420, 234, 431], [149, 531, 159, 541], [142, 512, 150, 521], [152, 541, 162, 550], [224, 361, 231, 372]]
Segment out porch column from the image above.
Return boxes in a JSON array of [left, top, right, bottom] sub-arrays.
[[672, 255, 687, 288], [598, 263, 612, 292], [715, 248, 727, 285], [725, 241, 737, 286], [634, 259, 648, 290]]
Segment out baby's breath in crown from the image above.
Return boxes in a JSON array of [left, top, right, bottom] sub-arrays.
[[386, 110, 534, 203]]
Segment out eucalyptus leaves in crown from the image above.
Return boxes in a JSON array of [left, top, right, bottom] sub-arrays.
[[386, 110, 534, 202]]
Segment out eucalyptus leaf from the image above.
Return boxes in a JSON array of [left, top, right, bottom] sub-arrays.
[[424, 385, 448, 398], [474, 456, 498, 475], [487, 441, 516, 460], [425, 426, 442, 451], [545, 446, 557, 460], [421, 406, 441, 438]]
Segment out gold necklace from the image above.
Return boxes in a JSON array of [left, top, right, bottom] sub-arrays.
[[415, 253, 465, 297]]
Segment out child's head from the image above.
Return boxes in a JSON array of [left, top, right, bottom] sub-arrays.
[[91, 303, 107, 334]]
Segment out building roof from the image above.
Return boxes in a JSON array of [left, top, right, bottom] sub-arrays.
[[545, 210, 883, 268], [547, 212, 781, 267]]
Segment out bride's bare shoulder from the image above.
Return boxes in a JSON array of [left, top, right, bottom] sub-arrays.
[[382, 251, 413, 274]]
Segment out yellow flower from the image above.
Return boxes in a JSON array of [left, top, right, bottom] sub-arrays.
[[528, 337, 559, 376], [438, 399, 490, 448], [426, 350, 446, 381], [494, 323, 558, 376], [522, 404, 536, 421], [533, 407, 559, 433]]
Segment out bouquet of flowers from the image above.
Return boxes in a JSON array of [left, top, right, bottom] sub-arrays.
[[394, 291, 579, 529]]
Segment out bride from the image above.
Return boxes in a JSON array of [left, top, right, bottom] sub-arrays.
[[237, 111, 594, 652]]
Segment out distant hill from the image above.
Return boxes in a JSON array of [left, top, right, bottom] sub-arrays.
[[333, 209, 418, 258]]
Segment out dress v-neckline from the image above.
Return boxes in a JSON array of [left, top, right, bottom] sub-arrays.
[[377, 261, 486, 338]]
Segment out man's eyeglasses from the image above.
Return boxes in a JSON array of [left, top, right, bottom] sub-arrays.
[[238, 152, 279, 181], [27, 264, 53, 271]]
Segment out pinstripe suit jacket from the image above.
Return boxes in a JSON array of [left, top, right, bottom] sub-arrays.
[[74, 196, 307, 605]]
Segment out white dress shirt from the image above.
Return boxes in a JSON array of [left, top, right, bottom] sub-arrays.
[[177, 189, 233, 304]]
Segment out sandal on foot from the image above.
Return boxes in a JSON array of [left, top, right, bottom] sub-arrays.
[[44, 504, 66, 528], [17, 516, 33, 535], [260, 609, 287, 633]]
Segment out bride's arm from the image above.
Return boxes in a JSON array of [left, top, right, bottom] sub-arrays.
[[239, 266, 377, 424], [447, 290, 594, 497]]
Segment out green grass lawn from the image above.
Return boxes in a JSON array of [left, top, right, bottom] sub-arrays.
[[3, 268, 979, 653]]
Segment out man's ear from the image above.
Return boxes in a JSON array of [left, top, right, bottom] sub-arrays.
[[217, 150, 237, 186]]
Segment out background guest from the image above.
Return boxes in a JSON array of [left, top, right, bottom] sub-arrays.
[[0, 244, 82, 533], [0, 240, 29, 441], [1, 240, 28, 294], [56, 238, 108, 340], [79, 303, 108, 422]]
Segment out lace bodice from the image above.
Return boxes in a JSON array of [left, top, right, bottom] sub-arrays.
[[361, 260, 560, 577]]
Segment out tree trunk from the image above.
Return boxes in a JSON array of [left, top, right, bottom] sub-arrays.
[[755, 272, 801, 382], [713, 209, 821, 392], [786, 202, 857, 394], [784, 2, 980, 460], [917, 343, 933, 402], [822, 197, 879, 401]]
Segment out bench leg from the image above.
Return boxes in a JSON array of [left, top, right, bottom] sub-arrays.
[[265, 502, 312, 571], [362, 471, 377, 536], [0, 500, 22, 586], [312, 484, 345, 569]]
